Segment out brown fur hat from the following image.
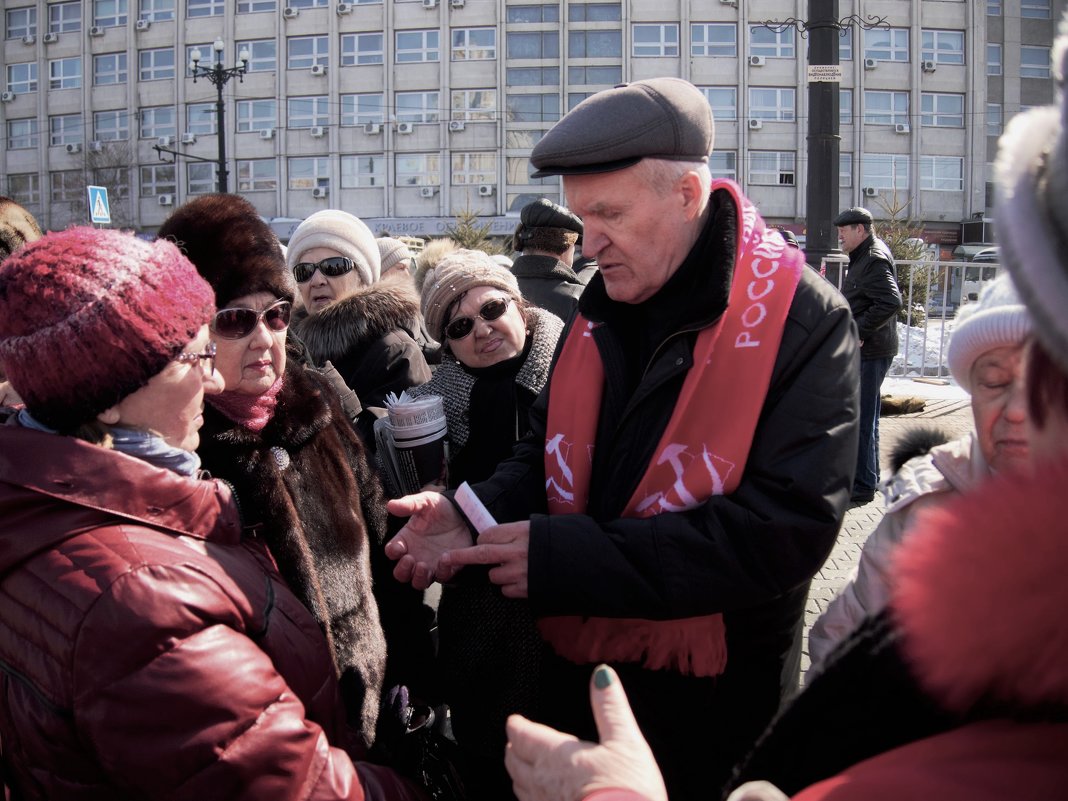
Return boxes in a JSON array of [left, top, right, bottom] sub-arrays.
[[157, 193, 294, 308], [0, 196, 43, 261]]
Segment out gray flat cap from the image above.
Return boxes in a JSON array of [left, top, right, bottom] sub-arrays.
[[833, 207, 874, 226], [530, 78, 714, 178], [520, 198, 583, 235]]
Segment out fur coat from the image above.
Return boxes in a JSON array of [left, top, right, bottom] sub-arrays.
[[293, 275, 432, 410], [197, 359, 389, 748]]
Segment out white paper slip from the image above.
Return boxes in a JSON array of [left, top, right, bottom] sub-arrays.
[[455, 481, 498, 534]]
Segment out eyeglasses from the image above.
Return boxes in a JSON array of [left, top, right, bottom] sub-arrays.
[[444, 297, 512, 341], [211, 299, 292, 340], [292, 256, 356, 284], [175, 340, 217, 377]]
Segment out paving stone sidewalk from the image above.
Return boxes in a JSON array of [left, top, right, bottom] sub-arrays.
[[801, 395, 976, 679]]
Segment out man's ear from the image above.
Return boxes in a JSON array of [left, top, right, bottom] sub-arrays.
[[96, 406, 121, 425], [678, 170, 706, 222]]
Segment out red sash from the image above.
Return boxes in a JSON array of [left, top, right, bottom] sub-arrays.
[[539, 180, 803, 677]]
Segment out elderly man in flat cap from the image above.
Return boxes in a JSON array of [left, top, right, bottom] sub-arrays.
[[509, 197, 586, 321], [386, 77, 859, 799], [834, 207, 903, 504]]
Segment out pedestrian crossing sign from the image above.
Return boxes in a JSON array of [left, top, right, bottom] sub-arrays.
[[87, 185, 111, 225]]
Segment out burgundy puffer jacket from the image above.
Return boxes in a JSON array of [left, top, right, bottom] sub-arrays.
[[0, 418, 424, 801]]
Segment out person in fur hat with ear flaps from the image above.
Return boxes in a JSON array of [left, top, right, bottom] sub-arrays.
[[158, 195, 436, 755], [287, 210, 432, 410]]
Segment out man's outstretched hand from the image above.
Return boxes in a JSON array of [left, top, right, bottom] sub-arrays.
[[385, 492, 473, 589]]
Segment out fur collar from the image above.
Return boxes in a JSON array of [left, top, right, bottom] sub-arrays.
[[293, 275, 423, 365], [892, 459, 1068, 714]]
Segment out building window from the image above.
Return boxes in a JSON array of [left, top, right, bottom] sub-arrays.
[[140, 163, 175, 196], [7, 118, 38, 150], [185, 102, 217, 135], [748, 152, 795, 185], [568, 3, 620, 22], [236, 159, 278, 192], [396, 29, 440, 63], [93, 0, 128, 27], [139, 47, 175, 81], [187, 163, 217, 194], [507, 67, 559, 85], [840, 153, 852, 188], [287, 35, 328, 69], [452, 152, 497, 185], [920, 156, 964, 191], [839, 28, 853, 61], [49, 2, 82, 33], [93, 52, 127, 85], [187, 0, 223, 17], [288, 157, 330, 190], [506, 4, 559, 22], [452, 27, 496, 60], [709, 151, 736, 181], [633, 24, 678, 57], [507, 155, 555, 186], [287, 96, 329, 128], [1021, 46, 1051, 78], [6, 63, 38, 94], [921, 93, 964, 127], [861, 154, 909, 191], [6, 6, 37, 39], [699, 87, 736, 122], [567, 92, 592, 110], [451, 89, 496, 122], [49, 113, 83, 146], [286, 0, 328, 7], [236, 98, 277, 132], [1021, 0, 1051, 19], [395, 154, 441, 187], [507, 32, 559, 59], [237, 0, 276, 11], [863, 90, 909, 126], [864, 27, 909, 62], [341, 33, 383, 66], [92, 166, 129, 199], [138, 0, 174, 22], [568, 65, 621, 85], [341, 93, 384, 125], [749, 87, 795, 122], [48, 58, 82, 90], [139, 106, 176, 139], [506, 93, 559, 124], [691, 23, 736, 57], [184, 43, 215, 78], [987, 0, 1001, 14], [395, 91, 441, 124], [51, 171, 83, 203], [8, 173, 40, 204], [921, 30, 964, 65], [237, 39, 277, 72], [987, 44, 1002, 76], [840, 88, 853, 125], [568, 30, 622, 58], [94, 109, 129, 140], [749, 25, 794, 59], [986, 103, 1002, 137], [341, 155, 385, 188]]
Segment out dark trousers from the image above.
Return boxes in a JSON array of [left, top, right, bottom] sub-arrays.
[[856, 356, 892, 492]]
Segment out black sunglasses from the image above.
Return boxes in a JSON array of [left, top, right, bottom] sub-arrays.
[[211, 299, 292, 340], [444, 297, 512, 341], [293, 256, 356, 284]]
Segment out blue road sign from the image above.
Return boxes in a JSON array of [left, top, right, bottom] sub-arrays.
[[87, 185, 111, 225]]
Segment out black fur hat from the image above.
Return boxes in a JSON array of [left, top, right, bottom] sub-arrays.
[[157, 193, 294, 308]]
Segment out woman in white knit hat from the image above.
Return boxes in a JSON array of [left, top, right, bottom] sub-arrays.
[[287, 209, 431, 413]]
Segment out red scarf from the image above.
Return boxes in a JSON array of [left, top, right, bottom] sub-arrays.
[[207, 375, 284, 433], [539, 180, 803, 677]]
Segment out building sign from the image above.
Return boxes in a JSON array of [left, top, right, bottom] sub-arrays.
[[362, 216, 520, 238], [806, 65, 842, 83]]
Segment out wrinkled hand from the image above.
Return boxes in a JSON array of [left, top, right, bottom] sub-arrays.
[[440, 521, 530, 598], [0, 381, 23, 407], [505, 665, 668, 801], [385, 492, 473, 589]]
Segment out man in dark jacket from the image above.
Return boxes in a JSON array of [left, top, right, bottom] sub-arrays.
[[835, 207, 903, 503], [387, 78, 859, 801], [510, 198, 586, 322]]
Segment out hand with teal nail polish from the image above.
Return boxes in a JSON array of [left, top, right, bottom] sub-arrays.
[[504, 665, 668, 801]]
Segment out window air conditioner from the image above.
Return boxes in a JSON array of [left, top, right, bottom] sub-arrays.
[[422, 0, 438, 8], [450, 0, 465, 7], [157, 135, 174, 147], [748, 119, 763, 130], [181, 132, 198, 145], [310, 63, 327, 76], [863, 187, 879, 198], [0, 92, 15, 102], [448, 120, 465, 132], [922, 60, 937, 73], [43, 32, 58, 43], [309, 125, 326, 138], [363, 122, 382, 134], [419, 186, 437, 198], [282, 6, 299, 18], [749, 55, 766, 67], [863, 58, 877, 70], [135, 19, 151, 31], [336, 2, 353, 14], [477, 184, 494, 197], [65, 143, 82, 154], [22, 35, 36, 45], [312, 186, 329, 198], [89, 140, 104, 152], [88, 25, 104, 37], [397, 122, 414, 134], [158, 194, 174, 206], [259, 127, 275, 139], [894, 123, 910, 134]]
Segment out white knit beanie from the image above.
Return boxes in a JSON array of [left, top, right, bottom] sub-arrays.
[[947, 274, 1032, 392], [377, 237, 414, 274], [286, 209, 380, 286]]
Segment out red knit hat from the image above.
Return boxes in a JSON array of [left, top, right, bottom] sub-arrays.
[[0, 227, 216, 431]]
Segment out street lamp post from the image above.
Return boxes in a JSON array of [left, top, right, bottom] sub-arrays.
[[189, 39, 249, 193]]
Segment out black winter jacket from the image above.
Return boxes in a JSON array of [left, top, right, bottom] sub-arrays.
[[510, 253, 583, 323], [842, 233, 902, 360]]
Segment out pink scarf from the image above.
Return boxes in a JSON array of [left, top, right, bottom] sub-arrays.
[[539, 180, 803, 677], [207, 376, 284, 433]]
